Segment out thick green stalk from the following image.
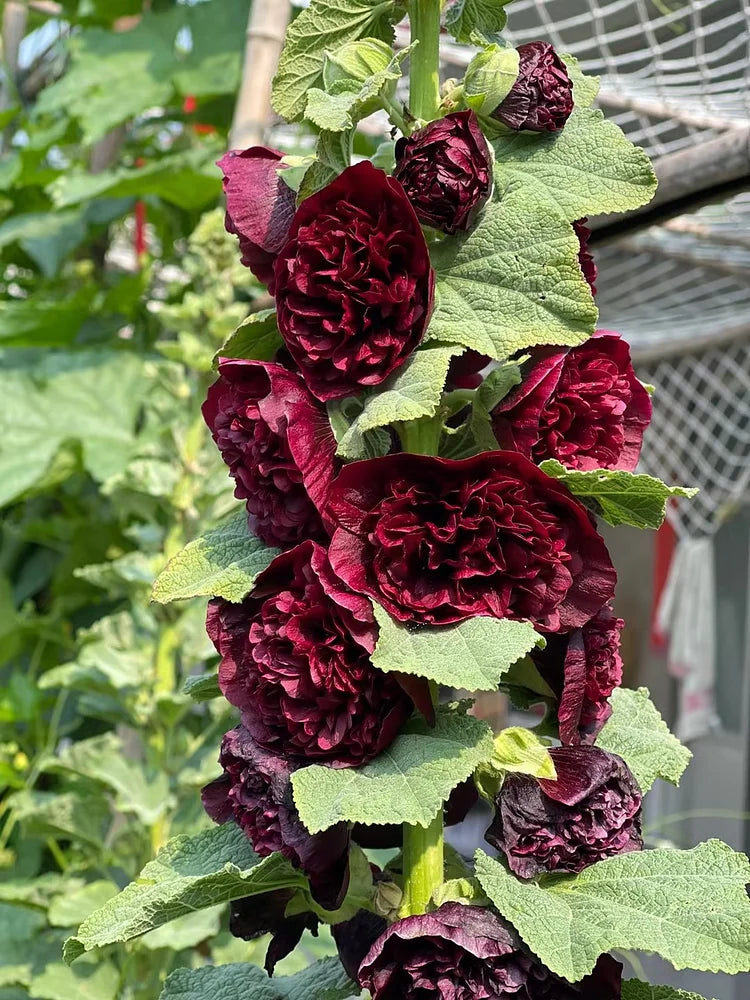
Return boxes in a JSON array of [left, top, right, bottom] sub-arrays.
[[400, 807, 444, 917], [409, 0, 442, 121]]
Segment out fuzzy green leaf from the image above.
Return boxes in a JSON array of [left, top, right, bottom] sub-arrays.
[[271, 0, 405, 122], [328, 344, 462, 460], [159, 959, 354, 1000], [151, 510, 280, 604], [441, 362, 522, 459], [292, 705, 493, 833], [64, 826, 305, 962], [475, 840, 750, 981], [561, 54, 600, 108], [492, 107, 657, 221], [183, 673, 221, 702], [538, 461, 698, 530], [30, 960, 120, 1000], [371, 604, 543, 691], [622, 983, 717, 1000], [305, 44, 412, 132], [489, 727, 556, 778], [327, 397, 391, 461], [428, 188, 597, 358], [444, 0, 514, 44], [597, 687, 692, 792], [213, 309, 281, 366], [464, 45, 519, 115]]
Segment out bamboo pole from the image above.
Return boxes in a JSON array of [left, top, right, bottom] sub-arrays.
[[230, 0, 292, 150]]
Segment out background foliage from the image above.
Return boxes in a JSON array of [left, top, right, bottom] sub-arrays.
[[0, 2, 341, 997]]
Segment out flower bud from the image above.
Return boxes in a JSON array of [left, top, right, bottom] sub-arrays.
[[485, 745, 643, 878], [394, 111, 492, 235], [492, 42, 574, 132]]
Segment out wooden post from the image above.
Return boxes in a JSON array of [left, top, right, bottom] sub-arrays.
[[230, 0, 292, 150]]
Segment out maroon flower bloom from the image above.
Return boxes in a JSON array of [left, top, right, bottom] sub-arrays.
[[492, 332, 652, 472], [208, 541, 413, 767], [358, 901, 623, 998], [274, 161, 434, 401], [229, 891, 319, 975], [218, 146, 296, 290], [574, 217, 598, 295], [492, 41, 574, 132], [394, 110, 492, 234], [486, 746, 643, 878], [535, 605, 625, 744], [201, 726, 350, 910], [326, 452, 616, 630], [202, 359, 338, 549]]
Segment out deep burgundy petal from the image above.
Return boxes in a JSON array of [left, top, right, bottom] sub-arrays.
[[218, 146, 296, 289], [358, 901, 622, 998], [202, 359, 338, 548]]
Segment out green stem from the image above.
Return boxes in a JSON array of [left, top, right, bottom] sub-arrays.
[[400, 808, 444, 917], [396, 413, 444, 455], [409, 0, 442, 121]]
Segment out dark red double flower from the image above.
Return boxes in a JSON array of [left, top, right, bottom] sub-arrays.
[[492, 332, 652, 471], [203, 359, 337, 549], [492, 41, 574, 132], [274, 161, 434, 401], [326, 451, 616, 631], [208, 540, 413, 768], [202, 725, 350, 910]]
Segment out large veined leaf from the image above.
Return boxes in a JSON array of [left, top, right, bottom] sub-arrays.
[[622, 983, 717, 1000], [428, 187, 597, 358], [539, 461, 697, 530], [492, 107, 657, 221], [49, 148, 221, 212], [213, 309, 281, 366], [475, 841, 750, 981], [0, 351, 145, 508], [64, 826, 305, 962], [272, 0, 405, 122], [328, 344, 463, 460], [159, 959, 354, 1000], [151, 510, 280, 604], [444, 0, 514, 44], [291, 705, 493, 833], [597, 687, 692, 792], [371, 603, 544, 691]]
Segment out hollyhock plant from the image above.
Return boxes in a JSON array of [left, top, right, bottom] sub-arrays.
[[229, 891, 319, 975], [326, 451, 616, 629], [574, 217, 598, 295], [273, 160, 434, 401], [394, 110, 492, 234], [207, 540, 413, 767], [535, 605, 625, 744], [358, 901, 623, 998], [485, 746, 643, 878], [218, 146, 296, 289], [201, 725, 350, 910], [492, 41, 574, 132], [202, 359, 338, 548], [492, 332, 653, 471]]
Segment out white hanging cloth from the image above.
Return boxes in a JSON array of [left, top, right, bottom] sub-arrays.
[[655, 535, 721, 742]]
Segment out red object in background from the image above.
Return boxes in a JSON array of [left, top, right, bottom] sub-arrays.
[[134, 156, 147, 259], [183, 94, 216, 135], [651, 513, 677, 649]]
